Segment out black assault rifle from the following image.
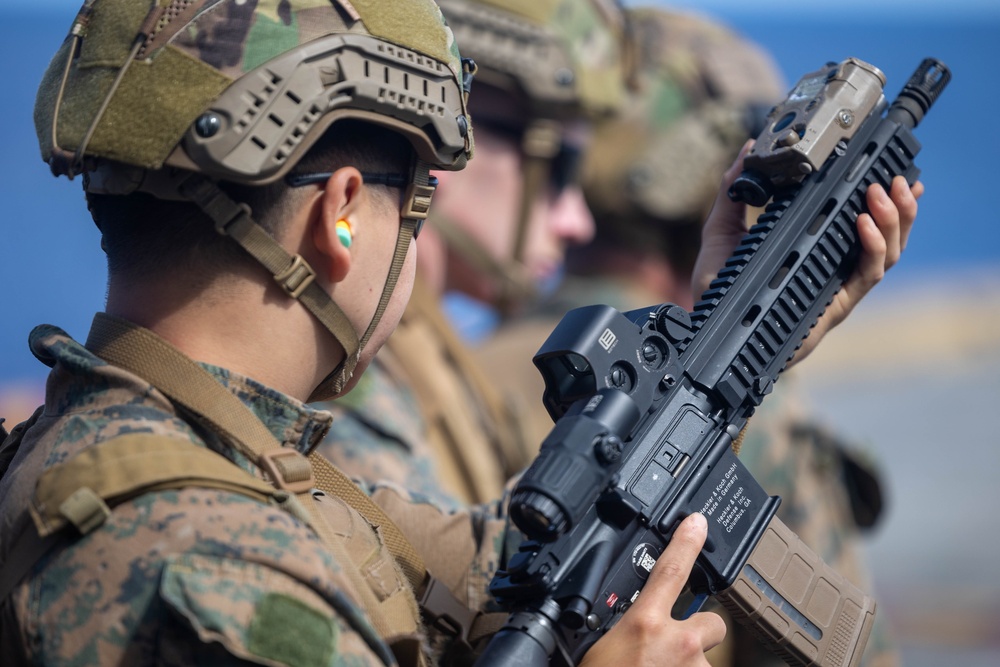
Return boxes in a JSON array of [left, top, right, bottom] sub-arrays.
[[474, 58, 950, 667]]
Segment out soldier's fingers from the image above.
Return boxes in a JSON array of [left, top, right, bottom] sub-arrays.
[[706, 141, 754, 231], [891, 175, 920, 253], [838, 212, 885, 313], [723, 141, 755, 204], [685, 611, 728, 652], [865, 183, 901, 270], [726, 139, 754, 183], [634, 513, 708, 612]]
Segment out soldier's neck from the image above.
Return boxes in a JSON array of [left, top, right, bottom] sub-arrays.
[[105, 274, 343, 403]]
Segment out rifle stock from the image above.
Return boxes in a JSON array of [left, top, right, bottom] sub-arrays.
[[476, 58, 950, 667]]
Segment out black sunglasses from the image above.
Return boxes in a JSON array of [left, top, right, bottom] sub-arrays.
[[285, 172, 438, 238]]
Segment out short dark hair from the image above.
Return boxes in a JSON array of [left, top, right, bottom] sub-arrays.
[[90, 120, 412, 284]]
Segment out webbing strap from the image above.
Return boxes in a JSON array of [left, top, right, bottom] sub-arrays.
[[308, 452, 510, 653], [390, 281, 529, 503], [360, 216, 415, 351], [0, 431, 406, 667], [411, 283, 533, 475], [29, 433, 277, 538], [426, 212, 535, 305], [0, 435, 273, 609], [467, 611, 509, 646], [308, 451, 426, 590], [297, 485, 422, 652], [86, 313, 291, 469], [176, 175, 361, 364], [358, 157, 433, 353], [84, 313, 427, 590], [83, 315, 501, 653]]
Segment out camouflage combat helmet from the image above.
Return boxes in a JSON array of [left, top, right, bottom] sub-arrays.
[[581, 7, 785, 270], [34, 0, 476, 400], [430, 0, 628, 309], [437, 0, 625, 120]]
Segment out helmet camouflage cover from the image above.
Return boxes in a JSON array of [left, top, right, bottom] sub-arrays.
[[427, 0, 627, 310], [35, 0, 474, 184], [34, 0, 477, 401], [436, 0, 626, 120], [582, 7, 786, 236]]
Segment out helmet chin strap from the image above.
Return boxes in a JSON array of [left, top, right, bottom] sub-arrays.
[[170, 160, 434, 403], [499, 118, 561, 317], [428, 209, 536, 305], [311, 162, 432, 402], [427, 118, 560, 316]]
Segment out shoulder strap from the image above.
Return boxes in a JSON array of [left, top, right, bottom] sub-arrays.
[[0, 433, 284, 606], [0, 432, 403, 666], [84, 312, 428, 592], [391, 281, 531, 503], [28, 433, 279, 537], [83, 313, 503, 653]]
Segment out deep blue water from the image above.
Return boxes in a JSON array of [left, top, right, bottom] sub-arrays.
[[1, 9, 998, 385]]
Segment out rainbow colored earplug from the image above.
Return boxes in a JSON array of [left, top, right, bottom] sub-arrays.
[[335, 219, 353, 248]]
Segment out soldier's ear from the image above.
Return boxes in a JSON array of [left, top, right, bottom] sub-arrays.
[[313, 167, 366, 283]]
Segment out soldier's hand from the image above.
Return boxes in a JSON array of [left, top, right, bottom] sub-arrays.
[[578, 513, 726, 667], [692, 143, 920, 368]]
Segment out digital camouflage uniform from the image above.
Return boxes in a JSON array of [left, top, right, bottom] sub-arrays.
[[479, 7, 897, 666], [0, 324, 508, 665], [316, 0, 627, 506], [0, 1, 513, 665]]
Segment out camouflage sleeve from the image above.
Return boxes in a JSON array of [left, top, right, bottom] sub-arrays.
[[2, 488, 394, 667], [158, 552, 388, 666]]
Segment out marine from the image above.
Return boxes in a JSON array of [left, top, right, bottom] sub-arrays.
[[0, 0, 920, 665], [316, 0, 628, 506]]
